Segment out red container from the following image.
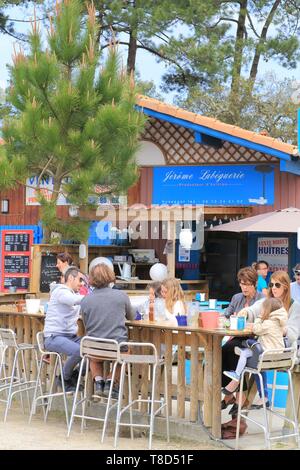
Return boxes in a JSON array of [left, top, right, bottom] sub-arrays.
[[200, 311, 219, 329]]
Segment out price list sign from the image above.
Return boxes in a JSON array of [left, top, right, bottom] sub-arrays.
[[1, 230, 33, 292]]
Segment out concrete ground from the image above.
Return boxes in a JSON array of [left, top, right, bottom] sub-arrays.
[[0, 404, 225, 450], [219, 402, 299, 450]]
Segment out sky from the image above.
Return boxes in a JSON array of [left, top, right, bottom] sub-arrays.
[[0, 4, 299, 104]]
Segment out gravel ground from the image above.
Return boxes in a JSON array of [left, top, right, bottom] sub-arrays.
[[0, 406, 225, 450]]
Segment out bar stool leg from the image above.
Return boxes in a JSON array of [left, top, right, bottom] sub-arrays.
[[149, 363, 157, 450], [235, 370, 246, 450], [4, 350, 20, 422], [258, 372, 271, 449], [29, 355, 44, 423], [20, 350, 31, 412], [287, 370, 300, 448], [127, 363, 134, 440], [80, 357, 89, 434], [68, 356, 86, 437], [113, 362, 126, 448], [164, 363, 170, 442]]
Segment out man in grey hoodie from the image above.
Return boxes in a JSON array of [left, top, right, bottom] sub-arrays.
[[44, 267, 84, 391]]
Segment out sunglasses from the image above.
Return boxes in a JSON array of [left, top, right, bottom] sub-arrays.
[[269, 282, 282, 289], [294, 271, 300, 276]]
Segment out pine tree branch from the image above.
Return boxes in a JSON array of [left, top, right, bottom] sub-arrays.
[[37, 156, 54, 186]]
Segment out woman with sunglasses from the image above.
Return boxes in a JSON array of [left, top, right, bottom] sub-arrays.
[[237, 270, 300, 407], [291, 264, 300, 303]]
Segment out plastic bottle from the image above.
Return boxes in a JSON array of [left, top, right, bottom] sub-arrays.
[[149, 299, 154, 322]]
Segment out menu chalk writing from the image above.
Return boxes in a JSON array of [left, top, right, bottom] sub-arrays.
[[4, 233, 30, 252], [1, 230, 33, 292], [4, 277, 30, 289], [40, 253, 61, 293], [4, 255, 30, 274]]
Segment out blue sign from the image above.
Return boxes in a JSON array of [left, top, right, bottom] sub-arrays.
[[152, 165, 274, 206]]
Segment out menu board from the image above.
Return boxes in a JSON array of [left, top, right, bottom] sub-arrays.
[[3, 277, 30, 289], [4, 233, 30, 252], [1, 230, 33, 292], [40, 253, 61, 293], [4, 255, 30, 273]]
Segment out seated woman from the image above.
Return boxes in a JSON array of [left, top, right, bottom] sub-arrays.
[[224, 297, 287, 409], [161, 278, 187, 326], [80, 263, 135, 398], [236, 270, 300, 408], [222, 267, 264, 413]]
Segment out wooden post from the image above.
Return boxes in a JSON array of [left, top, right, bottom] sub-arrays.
[[79, 242, 88, 273], [166, 220, 176, 278]]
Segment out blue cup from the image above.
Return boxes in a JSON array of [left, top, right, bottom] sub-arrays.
[[176, 315, 187, 326], [237, 317, 245, 330], [135, 311, 142, 321]]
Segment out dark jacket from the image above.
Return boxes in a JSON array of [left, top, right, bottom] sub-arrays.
[[224, 291, 264, 318]]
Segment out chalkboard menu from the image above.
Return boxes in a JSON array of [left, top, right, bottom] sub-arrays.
[[4, 277, 30, 289], [4, 233, 30, 252], [40, 253, 61, 293], [1, 230, 33, 292], [4, 255, 30, 273]]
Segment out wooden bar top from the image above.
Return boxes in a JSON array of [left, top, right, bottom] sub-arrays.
[[126, 319, 252, 336]]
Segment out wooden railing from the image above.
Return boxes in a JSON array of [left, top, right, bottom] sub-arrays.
[[0, 309, 205, 424]]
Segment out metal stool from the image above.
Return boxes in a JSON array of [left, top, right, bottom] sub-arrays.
[[0, 328, 39, 422], [114, 341, 170, 450], [236, 346, 300, 449], [67, 336, 120, 439], [29, 332, 74, 427]]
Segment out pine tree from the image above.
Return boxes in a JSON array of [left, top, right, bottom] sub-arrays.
[[0, 0, 145, 242]]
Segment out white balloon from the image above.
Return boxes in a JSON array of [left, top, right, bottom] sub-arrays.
[[89, 256, 114, 274], [149, 263, 168, 282]]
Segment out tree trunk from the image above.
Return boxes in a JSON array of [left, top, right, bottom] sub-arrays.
[[229, 0, 248, 123], [248, 0, 281, 86], [127, 28, 137, 74]]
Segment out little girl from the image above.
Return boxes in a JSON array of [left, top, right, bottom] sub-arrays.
[[223, 297, 288, 398]]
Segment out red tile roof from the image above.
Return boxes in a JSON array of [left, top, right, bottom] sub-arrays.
[[137, 95, 297, 157]]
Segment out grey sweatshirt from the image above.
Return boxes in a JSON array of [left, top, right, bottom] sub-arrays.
[[241, 298, 300, 347], [44, 284, 84, 337], [80, 287, 134, 343]]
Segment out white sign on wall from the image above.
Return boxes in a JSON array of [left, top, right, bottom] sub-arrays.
[[26, 176, 70, 205], [25, 176, 127, 206], [257, 237, 289, 272]]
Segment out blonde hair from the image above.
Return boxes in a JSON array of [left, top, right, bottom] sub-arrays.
[[161, 278, 186, 314], [89, 263, 115, 288], [267, 270, 291, 312], [261, 297, 283, 321]]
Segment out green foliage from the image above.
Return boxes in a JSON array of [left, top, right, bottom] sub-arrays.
[[177, 73, 298, 144], [2, 0, 145, 242]]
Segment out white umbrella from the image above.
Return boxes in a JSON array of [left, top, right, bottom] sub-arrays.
[[210, 207, 300, 233]]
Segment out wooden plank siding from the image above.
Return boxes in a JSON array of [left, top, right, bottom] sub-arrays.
[[0, 165, 299, 227]]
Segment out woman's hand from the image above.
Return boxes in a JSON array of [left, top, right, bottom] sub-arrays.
[[246, 323, 254, 332], [237, 308, 248, 318]]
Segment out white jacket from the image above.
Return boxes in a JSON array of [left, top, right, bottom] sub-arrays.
[[253, 307, 288, 350], [44, 284, 83, 337]]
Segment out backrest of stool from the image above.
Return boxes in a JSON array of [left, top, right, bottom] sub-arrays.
[[118, 341, 159, 365], [258, 347, 296, 372], [36, 332, 46, 354], [0, 328, 18, 348], [80, 336, 119, 361]]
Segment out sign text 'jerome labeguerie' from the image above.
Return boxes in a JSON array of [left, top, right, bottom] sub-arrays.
[[152, 165, 274, 206]]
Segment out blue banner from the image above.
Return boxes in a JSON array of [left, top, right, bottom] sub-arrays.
[[152, 165, 274, 206]]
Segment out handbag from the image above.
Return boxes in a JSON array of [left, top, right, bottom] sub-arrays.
[[221, 416, 247, 440]]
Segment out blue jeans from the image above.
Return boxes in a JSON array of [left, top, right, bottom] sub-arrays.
[[255, 372, 268, 399], [44, 334, 82, 381]]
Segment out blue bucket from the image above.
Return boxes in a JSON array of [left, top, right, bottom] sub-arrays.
[[186, 359, 191, 385], [266, 371, 289, 409]]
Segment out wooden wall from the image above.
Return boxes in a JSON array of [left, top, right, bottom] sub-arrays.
[[1, 166, 300, 229]]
